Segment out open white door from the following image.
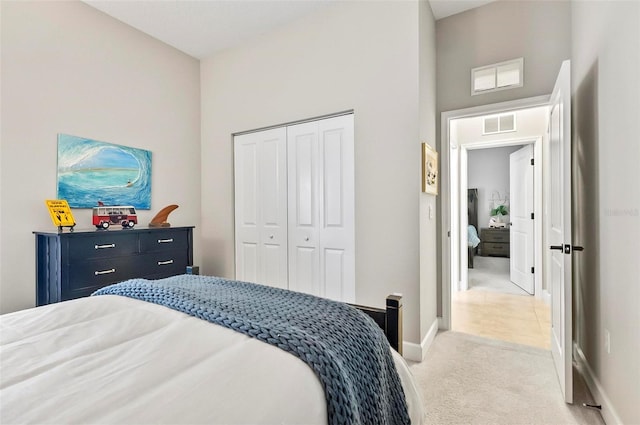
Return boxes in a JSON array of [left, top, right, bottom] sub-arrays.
[[549, 60, 573, 403], [510, 144, 535, 294]]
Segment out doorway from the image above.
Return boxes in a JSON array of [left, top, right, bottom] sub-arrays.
[[452, 138, 549, 349], [467, 144, 532, 295], [440, 96, 550, 349], [441, 62, 574, 403]]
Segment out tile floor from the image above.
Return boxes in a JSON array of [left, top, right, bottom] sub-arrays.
[[452, 258, 551, 349]]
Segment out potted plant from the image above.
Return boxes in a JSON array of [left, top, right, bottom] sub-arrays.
[[490, 205, 509, 223]]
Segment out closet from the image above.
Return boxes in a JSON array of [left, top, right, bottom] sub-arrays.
[[234, 114, 355, 303]]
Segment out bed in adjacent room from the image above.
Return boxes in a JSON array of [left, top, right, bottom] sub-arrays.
[[0, 275, 424, 424], [468, 188, 481, 268]]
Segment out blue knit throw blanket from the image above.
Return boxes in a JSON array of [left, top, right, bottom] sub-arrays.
[[93, 275, 410, 425]]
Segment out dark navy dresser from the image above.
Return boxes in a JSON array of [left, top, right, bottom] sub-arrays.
[[34, 226, 194, 306]]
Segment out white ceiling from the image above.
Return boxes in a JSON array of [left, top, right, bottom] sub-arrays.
[[83, 0, 494, 60]]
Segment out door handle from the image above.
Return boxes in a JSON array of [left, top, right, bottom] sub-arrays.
[[549, 245, 563, 251], [573, 246, 584, 252]]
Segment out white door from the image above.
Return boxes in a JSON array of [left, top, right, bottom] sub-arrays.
[[549, 60, 573, 403], [287, 115, 355, 302], [234, 128, 289, 289], [510, 144, 535, 294], [286, 122, 320, 296]]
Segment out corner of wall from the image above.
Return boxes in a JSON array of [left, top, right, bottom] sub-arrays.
[[573, 343, 622, 425], [404, 317, 438, 362]]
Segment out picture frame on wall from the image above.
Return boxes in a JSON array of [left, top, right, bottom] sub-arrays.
[[422, 142, 438, 195], [57, 134, 152, 209]]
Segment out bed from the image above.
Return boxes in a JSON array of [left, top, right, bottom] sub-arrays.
[[0, 275, 424, 424], [468, 188, 481, 268]]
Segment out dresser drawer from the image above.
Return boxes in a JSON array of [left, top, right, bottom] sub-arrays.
[[68, 233, 139, 261], [481, 230, 509, 243], [65, 258, 137, 300], [140, 230, 189, 253], [482, 242, 510, 256], [141, 251, 190, 278]]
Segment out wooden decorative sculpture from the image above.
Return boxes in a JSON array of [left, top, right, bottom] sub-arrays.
[[149, 204, 179, 228]]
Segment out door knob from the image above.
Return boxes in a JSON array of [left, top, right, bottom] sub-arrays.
[[305, 237, 309, 241], [269, 235, 274, 239]]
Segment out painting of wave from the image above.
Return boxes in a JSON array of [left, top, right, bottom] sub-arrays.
[[57, 134, 152, 209]]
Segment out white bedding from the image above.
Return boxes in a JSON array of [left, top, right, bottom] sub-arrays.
[[0, 295, 424, 424]]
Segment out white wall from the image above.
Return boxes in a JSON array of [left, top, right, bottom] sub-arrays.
[[467, 146, 521, 229], [0, 1, 202, 313], [419, 0, 438, 347], [571, 1, 640, 424], [201, 0, 435, 346], [435, 0, 571, 315]]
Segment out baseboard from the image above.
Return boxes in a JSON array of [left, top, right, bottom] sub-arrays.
[[573, 343, 622, 425], [403, 318, 438, 362], [542, 289, 551, 305]]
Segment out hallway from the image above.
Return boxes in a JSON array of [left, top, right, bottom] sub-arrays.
[[452, 256, 550, 349]]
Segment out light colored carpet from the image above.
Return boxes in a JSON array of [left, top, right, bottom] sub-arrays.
[[469, 256, 530, 296], [409, 331, 605, 425]]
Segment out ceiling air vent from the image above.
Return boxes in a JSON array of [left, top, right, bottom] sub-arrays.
[[472, 58, 524, 95], [483, 113, 516, 135]]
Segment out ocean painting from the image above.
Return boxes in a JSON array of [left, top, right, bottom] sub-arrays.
[[57, 134, 152, 209]]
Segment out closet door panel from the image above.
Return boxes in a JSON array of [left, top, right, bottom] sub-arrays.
[[293, 247, 319, 295], [287, 122, 320, 296], [318, 116, 355, 302], [234, 136, 259, 283], [258, 131, 288, 289], [239, 243, 259, 283], [323, 248, 345, 301], [234, 128, 287, 287]]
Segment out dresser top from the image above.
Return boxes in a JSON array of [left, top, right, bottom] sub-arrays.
[[34, 226, 195, 236], [481, 227, 509, 233]]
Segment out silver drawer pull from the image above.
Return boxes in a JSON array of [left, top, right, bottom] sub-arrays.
[[95, 268, 116, 275], [157, 260, 174, 266], [95, 243, 116, 249], [158, 238, 174, 243]]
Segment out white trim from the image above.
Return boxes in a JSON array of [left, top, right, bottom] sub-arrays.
[[574, 343, 621, 425], [440, 95, 550, 330], [542, 289, 551, 305], [403, 318, 438, 362]]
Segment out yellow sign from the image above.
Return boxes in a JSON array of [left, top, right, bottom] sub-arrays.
[[45, 200, 76, 227]]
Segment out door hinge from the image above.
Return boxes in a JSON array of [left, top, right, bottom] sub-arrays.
[[531, 212, 534, 219], [530, 158, 534, 166], [531, 267, 535, 274]]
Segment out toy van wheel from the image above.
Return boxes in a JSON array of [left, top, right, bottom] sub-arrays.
[[100, 221, 110, 229], [127, 221, 135, 228]]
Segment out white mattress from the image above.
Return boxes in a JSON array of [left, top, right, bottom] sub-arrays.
[[0, 295, 424, 424]]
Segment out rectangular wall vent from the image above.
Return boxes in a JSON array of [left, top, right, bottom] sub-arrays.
[[483, 113, 517, 135], [472, 58, 524, 95]]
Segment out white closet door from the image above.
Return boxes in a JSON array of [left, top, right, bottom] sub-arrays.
[[288, 115, 355, 302], [234, 128, 288, 288], [287, 122, 320, 296]]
